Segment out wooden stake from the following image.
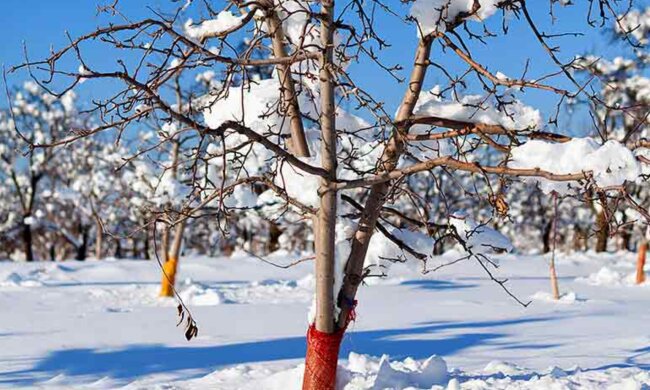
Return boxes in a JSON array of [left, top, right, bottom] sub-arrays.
[[550, 192, 560, 300], [637, 239, 647, 285]]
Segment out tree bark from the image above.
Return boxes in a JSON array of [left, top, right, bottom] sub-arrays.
[[269, 222, 282, 253], [114, 239, 122, 259], [75, 224, 89, 261], [266, 8, 310, 157], [619, 226, 632, 251], [542, 220, 552, 253], [131, 237, 140, 259], [160, 226, 170, 262], [22, 220, 34, 262], [144, 231, 151, 260], [95, 217, 103, 260], [595, 209, 609, 252]]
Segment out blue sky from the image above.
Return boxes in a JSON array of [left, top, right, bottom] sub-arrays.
[[1, 0, 645, 134]]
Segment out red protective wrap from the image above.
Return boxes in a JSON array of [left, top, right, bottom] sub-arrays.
[[302, 325, 345, 390]]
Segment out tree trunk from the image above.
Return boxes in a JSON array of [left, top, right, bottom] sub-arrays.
[[95, 217, 103, 260], [572, 225, 586, 252], [161, 226, 170, 262], [595, 210, 609, 252], [637, 240, 647, 285], [159, 221, 186, 297], [22, 220, 34, 262], [75, 225, 89, 261], [542, 220, 552, 254], [114, 239, 122, 259], [268, 222, 282, 253], [144, 231, 151, 260], [303, 1, 339, 387], [131, 237, 140, 259]]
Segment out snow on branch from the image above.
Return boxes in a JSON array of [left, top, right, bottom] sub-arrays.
[[184, 11, 250, 41], [509, 138, 641, 194], [410, 0, 501, 35]]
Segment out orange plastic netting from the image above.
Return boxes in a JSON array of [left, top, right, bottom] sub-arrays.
[[302, 325, 345, 390]]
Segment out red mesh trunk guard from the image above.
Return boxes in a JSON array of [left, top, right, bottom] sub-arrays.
[[302, 325, 345, 390]]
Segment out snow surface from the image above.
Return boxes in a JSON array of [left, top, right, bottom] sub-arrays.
[[0, 251, 649, 389]]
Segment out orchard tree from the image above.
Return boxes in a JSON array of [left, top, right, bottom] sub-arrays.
[[573, 4, 650, 280], [56, 138, 133, 260], [11, 0, 650, 388], [0, 82, 81, 261]]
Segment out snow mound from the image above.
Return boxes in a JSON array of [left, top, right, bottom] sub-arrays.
[[372, 354, 448, 388], [0, 271, 44, 287], [240, 276, 314, 304], [0, 265, 69, 287], [482, 360, 526, 375], [190, 354, 650, 389], [176, 276, 315, 306], [576, 266, 644, 287], [178, 282, 229, 306], [530, 291, 580, 304], [213, 353, 448, 389]]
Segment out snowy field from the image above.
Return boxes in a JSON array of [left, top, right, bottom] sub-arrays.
[[1, 251, 649, 389]]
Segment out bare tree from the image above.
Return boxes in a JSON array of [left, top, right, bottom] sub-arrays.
[[9, 0, 650, 387]]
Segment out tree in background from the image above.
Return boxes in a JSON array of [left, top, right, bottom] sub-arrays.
[[573, 4, 650, 278], [0, 82, 81, 261]]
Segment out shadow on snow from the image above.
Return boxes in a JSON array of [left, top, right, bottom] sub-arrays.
[[2, 316, 561, 386], [400, 279, 478, 291]]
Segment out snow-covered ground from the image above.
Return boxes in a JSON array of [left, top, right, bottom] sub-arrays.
[[0, 250, 649, 389]]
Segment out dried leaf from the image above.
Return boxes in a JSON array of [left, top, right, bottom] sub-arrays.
[[489, 193, 509, 218], [185, 320, 199, 341]]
